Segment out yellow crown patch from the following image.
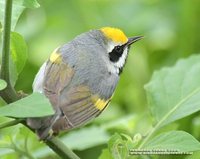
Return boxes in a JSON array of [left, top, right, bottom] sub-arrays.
[[100, 27, 128, 43]]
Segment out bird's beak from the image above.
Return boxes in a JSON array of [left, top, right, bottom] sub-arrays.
[[126, 36, 144, 46]]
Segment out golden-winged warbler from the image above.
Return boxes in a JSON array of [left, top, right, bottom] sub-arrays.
[[27, 27, 143, 139]]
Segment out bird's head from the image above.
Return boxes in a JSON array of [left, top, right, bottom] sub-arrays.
[[100, 27, 143, 74]]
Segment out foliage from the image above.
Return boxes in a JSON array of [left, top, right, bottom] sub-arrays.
[[0, 0, 40, 30], [10, 32, 28, 75], [0, 79, 7, 90], [0, 93, 54, 118], [8, 31, 28, 86], [0, 0, 200, 159], [145, 55, 200, 127], [143, 131, 200, 152]]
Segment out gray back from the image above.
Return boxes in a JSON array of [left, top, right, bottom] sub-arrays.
[[59, 30, 119, 99]]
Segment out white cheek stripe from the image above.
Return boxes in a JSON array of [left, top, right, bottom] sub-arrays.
[[113, 47, 128, 69]]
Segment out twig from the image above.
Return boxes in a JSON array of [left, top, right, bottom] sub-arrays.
[[22, 121, 81, 159], [0, 0, 18, 103], [46, 137, 80, 159]]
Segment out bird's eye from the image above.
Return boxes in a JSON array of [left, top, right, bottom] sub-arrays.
[[115, 46, 123, 53]]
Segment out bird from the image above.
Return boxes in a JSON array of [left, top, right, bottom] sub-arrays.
[[27, 27, 143, 140]]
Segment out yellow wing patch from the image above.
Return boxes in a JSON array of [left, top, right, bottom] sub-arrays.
[[101, 27, 128, 44], [95, 99, 110, 110], [50, 48, 62, 64], [92, 95, 110, 110]]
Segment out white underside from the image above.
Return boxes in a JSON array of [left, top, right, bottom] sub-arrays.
[[33, 62, 46, 93]]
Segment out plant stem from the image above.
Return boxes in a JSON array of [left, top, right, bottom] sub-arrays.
[[0, 0, 18, 103], [22, 120, 80, 159], [138, 126, 157, 149], [46, 137, 80, 159], [0, 119, 23, 129]]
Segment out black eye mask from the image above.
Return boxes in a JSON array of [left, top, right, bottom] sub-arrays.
[[109, 45, 126, 62]]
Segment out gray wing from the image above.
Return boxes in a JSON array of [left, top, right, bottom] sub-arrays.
[[43, 54, 111, 135]]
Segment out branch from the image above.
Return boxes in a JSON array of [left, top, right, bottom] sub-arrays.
[[0, 0, 18, 103], [0, 119, 23, 129], [46, 137, 80, 159], [21, 121, 81, 159]]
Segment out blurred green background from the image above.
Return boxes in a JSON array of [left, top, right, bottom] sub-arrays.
[[1, 0, 200, 158]]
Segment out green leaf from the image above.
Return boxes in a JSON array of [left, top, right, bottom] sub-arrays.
[[108, 133, 128, 159], [9, 57, 18, 87], [0, 21, 2, 30], [101, 115, 138, 133], [0, 0, 24, 30], [144, 131, 200, 152], [0, 1, 4, 27], [0, 79, 7, 90], [61, 126, 110, 150], [185, 150, 200, 159], [145, 55, 200, 128], [14, 0, 40, 9], [0, 93, 54, 118], [0, 149, 14, 157], [0, 0, 40, 30], [10, 32, 28, 74], [98, 149, 113, 159]]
